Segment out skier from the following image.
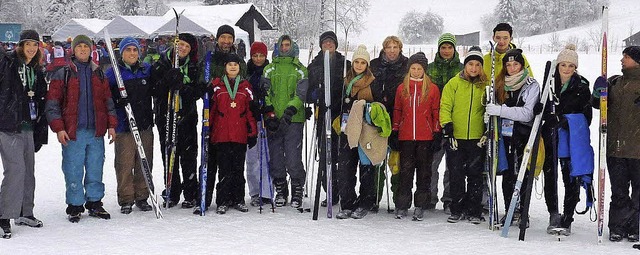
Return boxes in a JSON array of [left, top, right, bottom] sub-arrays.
[[245, 41, 273, 207], [335, 45, 389, 219], [483, 23, 534, 80], [591, 46, 640, 242], [370, 35, 409, 210], [262, 35, 308, 208], [390, 52, 440, 220], [208, 53, 257, 214], [308, 31, 345, 207], [485, 48, 540, 227], [439, 46, 487, 224], [105, 37, 155, 214], [0, 30, 48, 238], [46, 34, 117, 223], [150, 33, 204, 209], [426, 33, 464, 213]]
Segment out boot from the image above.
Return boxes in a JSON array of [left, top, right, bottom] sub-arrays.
[[546, 213, 561, 234], [412, 207, 424, 221], [15, 216, 43, 228], [351, 207, 369, 219], [336, 209, 353, 219], [120, 204, 133, 214], [290, 182, 304, 209], [273, 179, 288, 207], [86, 200, 111, 220], [135, 200, 153, 211], [0, 219, 11, 239], [66, 204, 85, 223], [558, 214, 573, 236]]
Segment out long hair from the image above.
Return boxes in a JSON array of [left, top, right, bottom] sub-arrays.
[[16, 43, 42, 67], [345, 63, 374, 86], [494, 68, 508, 104], [461, 64, 488, 88], [401, 67, 432, 102]]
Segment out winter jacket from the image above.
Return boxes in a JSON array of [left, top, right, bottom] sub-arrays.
[[594, 67, 640, 159], [199, 45, 247, 83], [308, 51, 348, 119], [427, 51, 463, 92], [105, 60, 154, 133], [439, 74, 487, 140], [47, 45, 67, 72], [209, 77, 257, 144], [262, 56, 308, 122], [497, 77, 540, 125], [392, 79, 441, 141], [247, 59, 269, 103], [542, 72, 592, 129], [46, 59, 117, 140], [0, 51, 49, 149], [345, 100, 390, 165], [483, 48, 534, 79], [370, 51, 409, 119]]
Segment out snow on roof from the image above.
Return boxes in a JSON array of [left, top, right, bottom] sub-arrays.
[[98, 16, 169, 38], [164, 3, 256, 25], [152, 15, 213, 37], [51, 19, 111, 42]]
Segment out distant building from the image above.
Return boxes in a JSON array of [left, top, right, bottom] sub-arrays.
[[624, 31, 640, 47], [455, 31, 480, 47]]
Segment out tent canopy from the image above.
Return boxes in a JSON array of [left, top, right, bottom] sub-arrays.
[[51, 19, 110, 42], [152, 15, 212, 37], [98, 16, 168, 39]]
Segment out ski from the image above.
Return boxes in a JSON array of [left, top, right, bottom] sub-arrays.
[[597, 5, 608, 245], [258, 116, 276, 213], [486, 41, 500, 230], [103, 29, 162, 219], [324, 50, 333, 219], [165, 8, 185, 208], [198, 51, 212, 216], [501, 60, 556, 238]]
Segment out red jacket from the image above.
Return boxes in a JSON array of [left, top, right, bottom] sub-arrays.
[[46, 61, 117, 140], [392, 79, 441, 141], [209, 77, 257, 144]]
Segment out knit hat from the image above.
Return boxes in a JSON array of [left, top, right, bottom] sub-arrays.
[[493, 23, 513, 36], [319, 31, 338, 49], [623, 46, 640, 65], [178, 33, 198, 60], [351, 44, 370, 65], [556, 44, 578, 68], [118, 37, 140, 57], [502, 48, 525, 69], [250, 41, 268, 56], [408, 52, 429, 71], [464, 46, 484, 65], [216, 25, 235, 40], [19, 30, 39, 45], [72, 35, 93, 49], [224, 53, 243, 65], [438, 33, 456, 48]]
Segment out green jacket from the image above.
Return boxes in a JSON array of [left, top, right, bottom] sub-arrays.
[[439, 74, 487, 140], [427, 52, 463, 92], [483, 48, 534, 80], [263, 56, 308, 123]]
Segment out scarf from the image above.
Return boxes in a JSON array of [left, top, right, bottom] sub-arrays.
[[504, 69, 529, 92]]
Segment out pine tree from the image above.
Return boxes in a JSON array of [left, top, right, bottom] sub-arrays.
[[122, 0, 139, 15], [496, 0, 516, 25], [398, 11, 444, 44]]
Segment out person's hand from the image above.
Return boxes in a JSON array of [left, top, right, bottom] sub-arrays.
[[265, 112, 279, 133], [533, 102, 543, 115], [57, 130, 70, 146], [442, 123, 458, 151], [247, 136, 257, 149], [108, 128, 116, 144], [280, 106, 297, 126], [485, 103, 501, 116], [388, 130, 399, 151], [431, 132, 443, 151], [592, 76, 607, 98]]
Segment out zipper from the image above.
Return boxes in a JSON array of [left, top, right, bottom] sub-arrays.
[[413, 82, 417, 140], [467, 82, 474, 139]]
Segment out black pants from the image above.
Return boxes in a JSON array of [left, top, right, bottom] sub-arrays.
[[337, 134, 376, 211], [607, 157, 640, 235], [318, 124, 339, 202], [215, 142, 247, 206], [396, 141, 433, 210], [449, 140, 485, 217], [158, 112, 199, 203], [201, 143, 218, 208], [501, 135, 527, 212]]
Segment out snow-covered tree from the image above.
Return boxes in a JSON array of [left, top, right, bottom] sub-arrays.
[[323, 0, 370, 49], [398, 11, 444, 44], [122, 0, 140, 15], [496, 0, 516, 25], [203, 0, 249, 5]]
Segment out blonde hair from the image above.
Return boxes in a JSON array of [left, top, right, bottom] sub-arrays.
[[382, 36, 403, 50], [401, 65, 431, 102], [461, 64, 488, 88], [345, 63, 374, 86]]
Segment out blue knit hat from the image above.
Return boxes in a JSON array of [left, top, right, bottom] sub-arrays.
[[118, 37, 140, 57]]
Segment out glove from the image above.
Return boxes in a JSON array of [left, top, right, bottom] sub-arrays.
[[304, 106, 313, 120], [485, 103, 502, 116], [558, 115, 569, 130], [165, 68, 184, 88], [388, 130, 399, 151], [431, 132, 443, 151], [247, 136, 257, 149], [280, 106, 297, 126], [483, 112, 490, 124], [115, 97, 130, 107], [592, 76, 607, 98], [249, 100, 261, 115], [533, 102, 543, 115], [265, 113, 279, 133], [442, 123, 458, 151]]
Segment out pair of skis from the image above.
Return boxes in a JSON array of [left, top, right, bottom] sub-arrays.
[[312, 50, 334, 220], [486, 42, 500, 231]]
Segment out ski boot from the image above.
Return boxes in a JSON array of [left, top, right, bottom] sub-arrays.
[[290, 182, 304, 209], [234, 202, 249, 212], [120, 203, 133, 214], [66, 204, 84, 223], [15, 216, 43, 228], [0, 219, 11, 239], [412, 207, 424, 221], [273, 179, 289, 207], [351, 207, 369, 219], [447, 214, 464, 223], [135, 200, 153, 211], [546, 213, 561, 234], [395, 208, 408, 219], [336, 209, 353, 219], [86, 200, 111, 220]]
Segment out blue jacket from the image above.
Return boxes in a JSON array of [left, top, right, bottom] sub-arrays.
[[557, 113, 594, 178], [105, 61, 154, 133]]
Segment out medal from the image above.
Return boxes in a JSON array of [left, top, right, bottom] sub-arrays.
[[344, 97, 351, 104], [230, 101, 237, 108], [223, 75, 240, 108], [27, 90, 35, 97]]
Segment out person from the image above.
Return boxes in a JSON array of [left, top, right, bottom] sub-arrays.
[[46, 34, 117, 223], [370, 35, 409, 210], [390, 52, 440, 220], [150, 33, 203, 209], [237, 39, 246, 60], [335, 45, 388, 219], [483, 23, 534, 80], [539, 44, 593, 236], [262, 34, 308, 208], [208, 53, 257, 214], [105, 37, 155, 214], [591, 46, 640, 242], [0, 30, 48, 238], [485, 48, 540, 226], [245, 41, 273, 207], [308, 31, 346, 207], [426, 33, 464, 212], [439, 46, 487, 224]]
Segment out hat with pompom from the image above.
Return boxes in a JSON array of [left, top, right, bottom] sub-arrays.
[[556, 44, 578, 68], [351, 44, 370, 65]]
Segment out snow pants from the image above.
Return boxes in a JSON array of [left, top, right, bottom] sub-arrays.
[[215, 142, 247, 206], [448, 139, 485, 218], [337, 134, 377, 211], [158, 112, 198, 204], [0, 131, 36, 219], [114, 129, 153, 206], [430, 142, 451, 206], [268, 122, 305, 186], [61, 129, 105, 206], [396, 141, 433, 210], [607, 156, 640, 236]]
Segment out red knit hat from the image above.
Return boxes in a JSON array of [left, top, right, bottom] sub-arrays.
[[250, 41, 267, 56]]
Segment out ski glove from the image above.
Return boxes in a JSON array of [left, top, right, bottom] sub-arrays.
[[247, 136, 257, 149], [280, 106, 297, 126], [115, 97, 130, 107], [485, 103, 502, 116], [304, 106, 313, 120], [592, 76, 607, 98], [442, 123, 458, 151], [165, 68, 184, 89], [431, 132, 443, 151], [265, 112, 279, 132], [558, 115, 569, 130], [388, 130, 400, 151], [533, 103, 543, 115]]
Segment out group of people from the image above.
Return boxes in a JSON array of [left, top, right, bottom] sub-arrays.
[[0, 21, 639, 244]]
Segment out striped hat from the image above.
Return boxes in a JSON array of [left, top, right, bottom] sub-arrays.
[[438, 33, 456, 48]]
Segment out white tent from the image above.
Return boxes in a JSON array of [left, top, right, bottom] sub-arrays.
[[152, 15, 212, 37], [51, 19, 111, 42], [98, 16, 168, 39]]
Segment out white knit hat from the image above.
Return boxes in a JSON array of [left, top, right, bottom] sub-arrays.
[[352, 44, 370, 65], [556, 44, 578, 68]]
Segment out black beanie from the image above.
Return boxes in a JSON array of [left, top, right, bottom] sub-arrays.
[[224, 53, 243, 65], [502, 48, 525, 69], [408, 52, 429, 71], [493, 23, 513, 37], [319, 31, 338, 49], [623, 46, 640, 65], [216, 25, 235, 40], [19, 30, 40, 45], [178, 33, 198, 60]]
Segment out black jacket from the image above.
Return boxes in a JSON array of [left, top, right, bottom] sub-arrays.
[[307, 50, 349, 120], [543, 72, 592, 128], [369, 51, 408, 119]]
